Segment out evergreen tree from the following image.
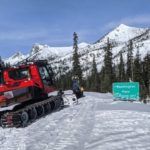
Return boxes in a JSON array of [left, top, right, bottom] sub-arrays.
[[133, 49, 142, 82], [99, 66, 105, 92], [142, 53, 150, 97], [90, 55, 99, 91], [133, 49, 146, 99], [0, 56, 2, 64], [126, 40, 133, 81], [118, 51, 125, 81], [0, 56, 4, 67], [85, 75, 91, 91], [55, 71, 72, 90], [102, 38, 113, 92], [147, 54, 150, 97], [112, 64, 117, 82], [72, 32, 82, 82]]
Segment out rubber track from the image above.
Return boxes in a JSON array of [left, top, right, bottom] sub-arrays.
[[0, 96, 63, 128]]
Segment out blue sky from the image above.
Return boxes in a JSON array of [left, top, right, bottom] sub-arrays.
[[0, 0, 150, 58]]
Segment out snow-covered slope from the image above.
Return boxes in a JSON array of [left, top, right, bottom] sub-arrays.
[[5, 42, 89, 65], [0, 91, 150, 150], [30, 42, 89, 60], [4, 24, 150, 77]]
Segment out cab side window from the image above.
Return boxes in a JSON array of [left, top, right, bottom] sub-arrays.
[[38, 66, 53, 85], [39, 66, 49, 80], [8, 69, 29, 80]]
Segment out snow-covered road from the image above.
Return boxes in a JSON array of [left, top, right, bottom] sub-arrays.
[[0, 92, 150, 150]]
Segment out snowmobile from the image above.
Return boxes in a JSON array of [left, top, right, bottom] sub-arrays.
[[0, 60, 77, 128]]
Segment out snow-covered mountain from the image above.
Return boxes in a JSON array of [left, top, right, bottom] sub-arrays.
[[5, 24, 150, 77], [0, 91, 150, 150], [5, 52, 29, 65], [5, 42, 89, 65], [97, 24, 147, 44]]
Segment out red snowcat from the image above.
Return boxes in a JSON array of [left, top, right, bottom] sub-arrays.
[[0, 60, 67, 128]]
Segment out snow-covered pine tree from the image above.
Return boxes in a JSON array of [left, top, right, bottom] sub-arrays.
[[72, 32, 82, 83]]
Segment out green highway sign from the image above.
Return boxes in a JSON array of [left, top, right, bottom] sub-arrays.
[[112, 82, 139, 100]]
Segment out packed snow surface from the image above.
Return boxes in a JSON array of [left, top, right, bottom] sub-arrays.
[[0, 91, 150, 150]]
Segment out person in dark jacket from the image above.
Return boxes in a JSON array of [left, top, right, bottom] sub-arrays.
[[72, 76, 83, 98]]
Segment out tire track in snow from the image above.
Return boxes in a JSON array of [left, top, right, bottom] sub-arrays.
[[85, 111, 150, 150], [48, 96, 96, 150]]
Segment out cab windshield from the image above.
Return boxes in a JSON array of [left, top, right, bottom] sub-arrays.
[[8, 68, 29, 80]]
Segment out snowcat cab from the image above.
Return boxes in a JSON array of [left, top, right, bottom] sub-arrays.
[[0, 60, 56, 107]]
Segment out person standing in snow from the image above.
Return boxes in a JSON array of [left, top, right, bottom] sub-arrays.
[[72, 76, 83, 98]]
